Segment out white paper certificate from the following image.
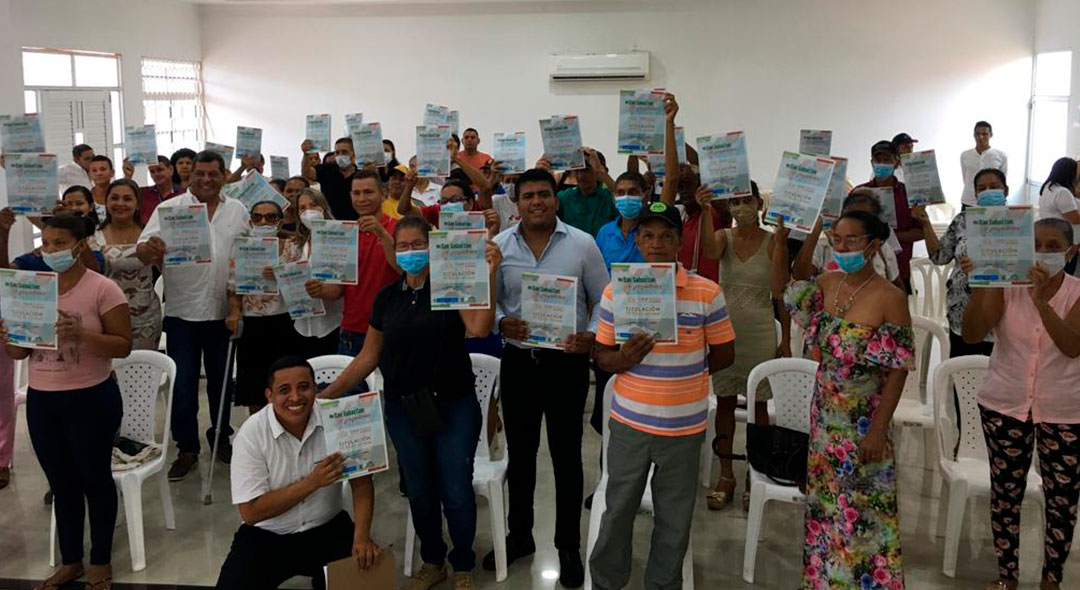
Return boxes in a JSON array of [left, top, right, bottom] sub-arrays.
[[230, 171, 290, 212], [611, 263, 678, 344], [539, 115, 585, 171], [423, 104, 450, 126], [900, 149, 946, 207], [799, 130, 833, 156], [439, 210, 486, 231], [352, 123, 385, 168], [493, 132, 527, 174], [0, 269, 58, 350], [344, 113, 364, 135], [647, 126, 685, 179], [124, 125, 158, 166], [235, 126, 263, 159], [520, 273, 578, 349], [416, 125, 451, 178], [160, 204, 212, 266], [306, 114, 332, 152], [820, 156, 849, 221], [965, 206, 1035, 287], [277, 260, 326, 320], [697, 132, 751, 198], [5, 153, 58, 216], [309, 220, 359, 285], [270, 156, 289, 181], [430, 229, 490, 310], [447, 110, 460, 136], [765, 152, 836, 234], [204, 142, 234, 168], [232, 237, 279, 295], [316, 392, 390, 481], [618, 89, 666, 155], [0, 114, 45, 153]]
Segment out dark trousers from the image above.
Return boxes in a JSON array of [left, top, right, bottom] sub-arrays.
[[980, 406, 1080, 583], [216, 510, 354, 590], [298, 328, 340, 359], [337, 329, 366, 356], [948, 331, 994, 359], [386, 394, 482, 572], [591, 365, 614, 436], [27, 378, 123, 565], [164, 317, 234, 453], [501, 345, 590, 550]]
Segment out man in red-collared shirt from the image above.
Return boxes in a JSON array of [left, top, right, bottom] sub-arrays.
[[856, 140, 924, 291], [139, 156, 183, 225], [305, 169, 400, 358]]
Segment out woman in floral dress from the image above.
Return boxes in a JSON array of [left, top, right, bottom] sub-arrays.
[[774, 210, 915, 590]]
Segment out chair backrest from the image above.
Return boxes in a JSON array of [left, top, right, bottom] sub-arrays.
[[113, 351, 176, 454], [308, 354, 381, 391], [746, 358, 818, 433], [900, 315, 951, 407], [909, 258, 935, 318], [932, 355, 989, 464], [469, 353, 500, 462]]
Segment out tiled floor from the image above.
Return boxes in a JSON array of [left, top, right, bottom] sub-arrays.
[[0, 387, 1075, 590]]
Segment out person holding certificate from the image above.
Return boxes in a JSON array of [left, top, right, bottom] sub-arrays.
[[705, 181, 792, 513], [590, 201, 736, 589], [0, 197, 105, 275], [962, 218, 1080, 590], [227, 200, 304, 413], [287, 188, 344, 357], [490, 167, 609, 587], [855, 141, 924, 292], [321, 215, 501, 589], [535, 147, 616, 239], [169, 148, 197, 193], [139, 156, 182, 224], [137, 150, 251, 481], [2, 214, 132, 590], [777, 210, 914, 590], [96, 179, 162, 351], [300, 137, 359, 222], [56, 144, 94, 196], [215, 356, 380, 590], [88, 156, 134, 220], [791, 191, 901, 285]]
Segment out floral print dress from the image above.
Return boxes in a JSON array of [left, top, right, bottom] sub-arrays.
[[785, 280, 915, 590]]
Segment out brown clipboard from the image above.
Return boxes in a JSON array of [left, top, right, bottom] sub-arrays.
[[325, 550, 396, 590]]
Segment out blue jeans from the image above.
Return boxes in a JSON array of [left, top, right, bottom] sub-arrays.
[[385, 394, 481, 572], [164, 317, 234, 454], [337, 329, 366, 356]]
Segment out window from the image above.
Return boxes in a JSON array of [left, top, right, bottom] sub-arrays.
[[1027, 51, 1073, 202], [142, 58, 204, 159]]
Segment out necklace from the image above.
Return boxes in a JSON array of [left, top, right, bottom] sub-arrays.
[[832, 273, 875, 316]]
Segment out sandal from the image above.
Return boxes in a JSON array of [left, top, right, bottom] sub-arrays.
[[984, 580, 1017, 590], [33, 568, 84, 590], [85, 577, 112, 590], [706, 476, 736, 511]]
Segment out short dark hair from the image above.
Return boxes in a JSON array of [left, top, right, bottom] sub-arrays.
[[170, 148, 197, 184], [614, 171, 648, 193], [155, 155, 172, 167], [265, 356, 315, 389], [1036, 217, 1074, 244], [973, 167, 1007, 189], [286, 176, 310, 188], [251, 200, 284, 217], [394, 215, 431, 239], [514, 168, 558, 197], [463, 127, 478, 136], [43, 213, 93, 241], [268, 178, 286, 192], [974, 121, 993, 133], [837, 209, 889, 242], [62, 185, 93, 202], [194, 150, 227, 173], [334, 137, 353, 149], [90, 155, 114, 169], [441, 178, 474, 200], [101, 179, 143, 229], [842, 189, 885, 217], [72, 144, 93, 160], [352, 169, 385, 193]]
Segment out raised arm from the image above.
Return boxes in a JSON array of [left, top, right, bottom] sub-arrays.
[[694, 187, 721, 261], [792, 216, 824, 280], [320, 328, 383, 399], [397, 170, 421, 217], [660, 93, 679, 206], [585, 148, 615, 193], [300, 140, 317, 182], [1029, 265, 1080, 358], [771, 219, 792, 292], [458, 242, 502, 337]]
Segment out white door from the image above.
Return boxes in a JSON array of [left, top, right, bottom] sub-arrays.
[[38, 89, 113, 165]]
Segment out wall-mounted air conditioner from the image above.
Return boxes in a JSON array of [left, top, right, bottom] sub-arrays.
[[548, 51, 650, 82]]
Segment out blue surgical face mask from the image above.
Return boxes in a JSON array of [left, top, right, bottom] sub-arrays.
[[251, 224, 279, 238], [43, 248, 77, 273], [872, 163, 895, 180], [441, 201, 466, 212], [335, 154, 353, 169], [395, 249, 429, 275], [615, 195, 643, 219], [832, 249, 867, 274], [976, 189, 1007, 207]]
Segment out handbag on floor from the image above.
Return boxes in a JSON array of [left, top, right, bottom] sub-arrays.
[[745, 422, 808, 488]]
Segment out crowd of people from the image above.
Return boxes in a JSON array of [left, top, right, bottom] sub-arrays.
[[1, 90, 1079, 590]]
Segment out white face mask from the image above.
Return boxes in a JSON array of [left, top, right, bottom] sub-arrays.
[[250, 224, 279, 238], [1035, 251, 1067, 276], [383, 151, 393, 164], [300, 209, 324, 229]]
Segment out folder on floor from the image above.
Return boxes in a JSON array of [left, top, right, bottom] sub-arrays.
[[325, 550, 396, 590]]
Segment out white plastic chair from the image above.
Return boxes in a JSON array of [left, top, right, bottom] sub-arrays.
[[932, 356, 1045, 577], [742, 358, 818, 583], [909, 259, 952, 325], [50, 351, 178, 572], [153, 276, 166, 353], [892, 315, 950, 469], [308, 354, 381, 393], [585, 379, 695, 589], [403, 353, 509, 581]]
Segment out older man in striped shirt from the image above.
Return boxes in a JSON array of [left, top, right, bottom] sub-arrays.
[[590, 201, 735, 590]]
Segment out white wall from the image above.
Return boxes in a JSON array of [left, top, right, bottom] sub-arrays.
[[1036, 0, 1080, 157], [200, 0, 1035, 209]]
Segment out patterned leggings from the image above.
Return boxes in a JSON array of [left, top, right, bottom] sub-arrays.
[[979, 406, 1080, 583]]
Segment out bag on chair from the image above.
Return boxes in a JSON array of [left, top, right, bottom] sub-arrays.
[[745, 422, 808, 488]]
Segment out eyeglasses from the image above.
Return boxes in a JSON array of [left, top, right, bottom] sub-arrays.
[[250, 213, 281, 223], [394, 240, 429, 252], [827, 233, 871, 249]]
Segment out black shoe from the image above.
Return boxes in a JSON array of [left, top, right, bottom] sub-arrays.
[[584, 493, 593, 511], [215, 442, 232, 465], [482, 535, 536, 571], [168, 452, 199, 481], [558, 550, 584, 588]]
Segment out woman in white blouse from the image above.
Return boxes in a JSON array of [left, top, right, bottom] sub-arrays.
[[1037, 157, 1080, 273], [291, 188, 343, 357]]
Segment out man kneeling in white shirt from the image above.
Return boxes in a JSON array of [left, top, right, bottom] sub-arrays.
[[216, 356, 380, 589]]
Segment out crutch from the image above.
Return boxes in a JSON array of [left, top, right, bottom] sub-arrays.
[[202, 323, 241, 505]]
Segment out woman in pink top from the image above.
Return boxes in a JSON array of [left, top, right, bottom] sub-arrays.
[[963, 218, 1080, 590], [1, 215, 131, 590]]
